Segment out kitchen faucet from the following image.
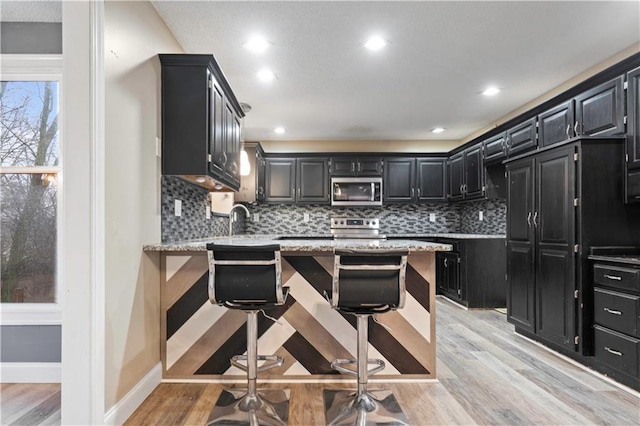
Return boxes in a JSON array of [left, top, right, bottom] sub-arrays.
[[228, 204, 251, 237]]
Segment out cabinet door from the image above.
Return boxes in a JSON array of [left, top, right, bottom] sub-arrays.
[[539, 100, 574, 148], [506, 118, 537, 156], [506, 159, 536, 332], [297, 158, 330, 203], [357, 158, 383, 176], [463, 144, 484, 199], [437, 252, 461, 300], [575, 76, 625, 137], [265, 158, 296, 203], [417, 158, 446, 202], [330, 157, 356, 176], [448, 153, 464, 201], [223, 102, 240, 184], [209, 77, 225, 176], [627, 66, 640, 170], [535, 147, 576, 349], [483, 133, 507, 163], [256, 152, 266, 202], [383, 158, 415, 202]]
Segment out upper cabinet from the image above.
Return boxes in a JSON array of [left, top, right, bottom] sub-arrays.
[[626, 66, 640, 204], [236, 142, 266, 204], [330, 156, 382, 176], [505, 118, 537, 156], [449, 143, 484, 202], [483, 132, 507, 164], [264, 157, 330, 204], [383, 157, 447, 203], [539, 76, 625, 148], [160, 54, 244, 191]]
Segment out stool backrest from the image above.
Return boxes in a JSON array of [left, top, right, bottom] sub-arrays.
[[206, 244, 283, 306], [332, 249, 409, 311]]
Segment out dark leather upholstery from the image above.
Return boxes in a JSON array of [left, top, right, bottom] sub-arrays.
[[207, 244, 286, 310], [333, 249, 408, 314]]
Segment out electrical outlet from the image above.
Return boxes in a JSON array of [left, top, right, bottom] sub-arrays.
[[479, 211, 484, 221], [156, 137, 161, 157], [429, 213, 436, 222], [206, 207, 211, 219], [233, 211, 238, 221], [303, 213, 310, 222], [174, 199, 182, 217], [253, 213, 260, 223]]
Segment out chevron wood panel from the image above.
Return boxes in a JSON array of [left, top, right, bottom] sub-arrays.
[[161, 251, 436, 381]]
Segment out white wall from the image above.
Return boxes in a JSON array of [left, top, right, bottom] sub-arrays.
[[104, 0, 182, 412]]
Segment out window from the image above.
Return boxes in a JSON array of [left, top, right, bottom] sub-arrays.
[[0, 56, 62, 323]]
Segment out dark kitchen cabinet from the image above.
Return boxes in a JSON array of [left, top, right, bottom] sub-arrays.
[[236, 142, 266, 204], [383, 158, 415, 202], [330, 157, 382, 176], [264, 157, 329, 204], [434, 238, 506, 308], [539, 100, 574, 148], [505, 117, 537, 156], [383, 157, 447, 203], [627, 66, 640, 204], [506, 137, 640, 356], [537, 76, 625, 150], [264, 158, 296, 203], [296, 157, 330, 203], [448, 143, 484, 201], [483, 132, 507, 164], [588, 248, 640, 390], [159, 54, 244, 191]]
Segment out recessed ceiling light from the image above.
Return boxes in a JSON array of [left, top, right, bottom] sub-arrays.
[[364, 36, 387, 51], [243, 37, 270, 53], [482, 87, 500, 96], [274, 127, 285, 134], [257, 69, 275, 82], [431, 127, 445, 134]]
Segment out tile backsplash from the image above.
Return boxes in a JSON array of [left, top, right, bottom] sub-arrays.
[[162, 176, 506, 241]]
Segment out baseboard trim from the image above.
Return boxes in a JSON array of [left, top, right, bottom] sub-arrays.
[[103, 362, 162, 425], [0, 362, 61, 383]]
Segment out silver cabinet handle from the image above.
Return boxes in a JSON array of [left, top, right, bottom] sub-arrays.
[[574, 121, 580, 135], [604, 274, 622, 281], [533, 211, 538, 227], [231, 161, 238, 175], [603, 307, 622, 315], [505, 136, 510, 149], [411, 188, 415, 198], [444, 258, 448, 267], [604, 347, 623, 357], [464, 184, 468, 193], [417, 188, 421, 198], [566, 124, 571, 138], [351, 162, 355, 173], [297, 188, 301, 199], [258, 187, 264, 195], [500, 139, 506, 151], [221, 152, 227, 165], [527, 212, 532, 227], [460, 184, 463, 194], [358, 162, 362, 172]]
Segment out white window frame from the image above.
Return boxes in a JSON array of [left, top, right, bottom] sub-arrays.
[[0, 54, 63, 325]]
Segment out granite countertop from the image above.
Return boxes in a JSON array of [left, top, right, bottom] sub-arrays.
[[144, 235, 452, 253], [390, 233, 505, 239], [588, 254, 640, 266]]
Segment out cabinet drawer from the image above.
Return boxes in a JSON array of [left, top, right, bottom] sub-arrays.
[[593, 264, 640, 292], [594, 287, 640, 337], [594, 325, 640, 378]]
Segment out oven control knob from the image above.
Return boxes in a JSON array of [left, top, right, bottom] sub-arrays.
[[365, 221, 370, 225], [372, 220, 377, 226], [340, 220, 344, 225]]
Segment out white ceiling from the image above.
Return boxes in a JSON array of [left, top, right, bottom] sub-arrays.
[[2, 1, 638, 145], [150, 1, 639, 144]]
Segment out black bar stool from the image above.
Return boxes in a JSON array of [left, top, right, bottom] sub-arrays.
[[206, 243, 289, 426], [324, 249, 410, 426]]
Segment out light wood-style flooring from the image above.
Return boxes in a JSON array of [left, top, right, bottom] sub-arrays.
[[2, 299, 639, 425], [0, 383, 60, 425]]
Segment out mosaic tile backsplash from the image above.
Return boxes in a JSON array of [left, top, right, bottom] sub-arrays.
[[162, 177, 506, 241]]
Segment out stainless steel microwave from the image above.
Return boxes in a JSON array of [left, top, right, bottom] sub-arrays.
[[331, 177, 383, 206]]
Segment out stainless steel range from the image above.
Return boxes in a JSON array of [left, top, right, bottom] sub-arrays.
[[330, 217, 385, 239]]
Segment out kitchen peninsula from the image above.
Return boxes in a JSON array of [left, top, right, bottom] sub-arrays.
[[144, 236, 451, 382]]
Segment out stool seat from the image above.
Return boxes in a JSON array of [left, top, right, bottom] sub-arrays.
[[206, 243, 289, 426], [324, 249, 409, 426]]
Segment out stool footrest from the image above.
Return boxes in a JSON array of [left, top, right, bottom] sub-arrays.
[[231, 354, 284, 373], [331, 358, 385, 376]]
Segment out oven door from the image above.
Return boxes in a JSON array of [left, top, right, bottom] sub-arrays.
[[331, 177, 383, 206]]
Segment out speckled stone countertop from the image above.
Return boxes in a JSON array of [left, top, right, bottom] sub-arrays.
[[390, 233, 505, 239], [588, 254, 640, 266], [143, 235, 452, 253]]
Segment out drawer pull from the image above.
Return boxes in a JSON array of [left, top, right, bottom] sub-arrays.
[[604, 347, 623, 357], [604, 274, 622, 281], [603, 307, 622, 315]]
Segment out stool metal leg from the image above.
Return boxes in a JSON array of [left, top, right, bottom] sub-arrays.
[[208, 311, 289, 426], [324, 315, 408, 426]]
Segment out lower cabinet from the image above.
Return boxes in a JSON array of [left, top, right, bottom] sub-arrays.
[[589, 250, 640, 391], [435, 238, 506, 308]]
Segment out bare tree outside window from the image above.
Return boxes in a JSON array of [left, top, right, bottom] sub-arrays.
[[0, 81, 59, 303]]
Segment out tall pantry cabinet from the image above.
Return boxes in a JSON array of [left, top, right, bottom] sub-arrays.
[[506, 138, 640, 355]]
